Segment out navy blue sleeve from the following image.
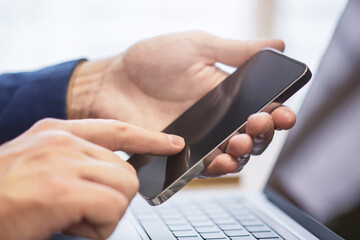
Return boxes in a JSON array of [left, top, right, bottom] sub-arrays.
[[0, 59, 84, 144]]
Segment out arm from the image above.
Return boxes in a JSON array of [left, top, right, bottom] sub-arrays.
[[0, 31, 296, 177], [0, 60, 83, 144], [67, 31, 296, 176], [0, 118, 184, 240]]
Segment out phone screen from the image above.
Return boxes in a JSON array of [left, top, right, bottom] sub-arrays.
[[128, 49, 311, 204]]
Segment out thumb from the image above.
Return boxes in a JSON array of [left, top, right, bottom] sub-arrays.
[[206, 35, 285, 67], [62, 119, 185, 155]]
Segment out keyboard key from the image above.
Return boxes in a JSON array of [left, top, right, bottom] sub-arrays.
[[202, 206, 222, 212], [214, 219, 238, 225], [200, 232, 227, 239], [208, 212, 232, 218], [230, 236, 256, 240], [133, 208, 155, 215], [252, 231, 280, 239], [168, 223, 193, 231], [180, 207, 201, 213], [190, 220, 215, 227], [230, 208, 250, 213], [218, 223, 244, 231], [173, 229, 199, 237], [177, 237, 203, 240], [133, 196, 281, 240], [164, 218, 189, 225], [245, 225, 271, 232], [160, 212, 183, 219], [224, 205, 248, 212], [224, 229, 251, 237], [139, 219, 176, 239], [132, 209, 154, 215], [136, 214, 158, 221], [195, 226, 221, 233], [238, 219, 263, 226], [234, 214, 256, 221], [187, 215, 209, 221], [157, 208, 178, 214]]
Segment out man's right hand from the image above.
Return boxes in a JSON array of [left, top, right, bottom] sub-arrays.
[[0, 118, 185, 240]]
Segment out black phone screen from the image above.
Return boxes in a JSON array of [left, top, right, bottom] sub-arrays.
[[128, 49, 310, 202]]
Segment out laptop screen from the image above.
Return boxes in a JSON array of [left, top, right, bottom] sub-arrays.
[[266, 1, 360, 239]]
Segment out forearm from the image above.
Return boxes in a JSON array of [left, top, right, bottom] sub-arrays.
[[66, 55, 128, 120], [66, 57, 115, 119], [0, 60, 83, 144]]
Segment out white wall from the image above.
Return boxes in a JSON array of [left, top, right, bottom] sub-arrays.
[[0, 0, 258, 72], [0, 0, 348, 190]]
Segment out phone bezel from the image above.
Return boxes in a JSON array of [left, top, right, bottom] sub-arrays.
[[135, 49, 312, 205]]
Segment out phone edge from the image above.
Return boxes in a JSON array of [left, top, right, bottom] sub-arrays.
[[143, 64, 312, 206]]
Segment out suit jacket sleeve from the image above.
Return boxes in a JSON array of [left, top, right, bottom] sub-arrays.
[[0, 59, 83, 144]]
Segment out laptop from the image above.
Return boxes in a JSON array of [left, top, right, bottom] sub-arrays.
[[52, 1, 359, 239]]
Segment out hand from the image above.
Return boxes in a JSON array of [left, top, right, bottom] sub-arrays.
[[67, 31, 296, 176], [0, 118, 184, 240]]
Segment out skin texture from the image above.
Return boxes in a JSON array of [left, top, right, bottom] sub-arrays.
[[68, 31, 296, 176], [0, 118, 185, 240], [0, 31, 297, 239]]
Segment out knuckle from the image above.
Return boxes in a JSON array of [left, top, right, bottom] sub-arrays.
[[46, 175, 72, 196], [110, 193, 129, 220], [118, 169, 139, 198], [98, 225, 118, 240], [129, 164, 137, 175], [187, 30, 211, 45], [30, 173, 72, 207], [45, 177, 83, 222], [115, 121, 130, 133], [42, 130, 76, 146], [123, 174, 139, 199], [45, 174, 83, 211], [32, 118, 64, 131], [123, 162, 137, 175], [113, 122, 130, 146], [129, 174, 140, 193], [189, 30, 207, 38]]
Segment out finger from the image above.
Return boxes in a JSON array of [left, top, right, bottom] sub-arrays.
[[73, 159, 139, 200], [246, 112, 275, 155], [60, 180, 130, 240], [225, 134, 253, 157], [64, 221, 100, 240], [208, 36, 285, 67], [62, 119, 185, 155], [202, 153, 238, 177], [204, 134, 252, 177], [37, 129, 136, 174], [71, 136, 136, 174], [271, 106, 296, 130]]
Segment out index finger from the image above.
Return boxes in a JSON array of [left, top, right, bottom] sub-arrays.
[[62, 119, 185, 155], [38, 119, 185, 155]]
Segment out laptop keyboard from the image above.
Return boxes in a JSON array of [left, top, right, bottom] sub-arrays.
[[130, 196, 283, 240]]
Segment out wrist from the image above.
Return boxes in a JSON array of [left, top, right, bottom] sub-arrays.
[[66, 58, 114, 119]]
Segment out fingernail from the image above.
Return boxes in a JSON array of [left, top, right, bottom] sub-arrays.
[[237, 154, 250, 164], [234, 155, 250, 173], [256, 134, 265, 139], [168, 134, 185, 147], [253, 134, 264, 144]]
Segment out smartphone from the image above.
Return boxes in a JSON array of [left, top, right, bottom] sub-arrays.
[[128, 49, 312, 205]]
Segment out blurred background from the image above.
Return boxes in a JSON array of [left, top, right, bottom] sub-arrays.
[[0, 0, 347, 190]]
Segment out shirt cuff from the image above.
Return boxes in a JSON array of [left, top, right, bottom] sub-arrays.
[[0, 59, 84, 143]]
